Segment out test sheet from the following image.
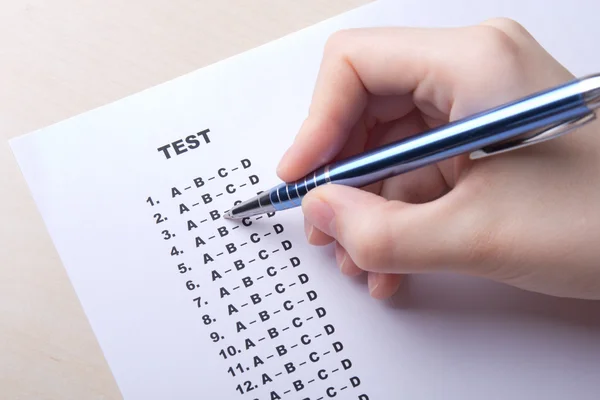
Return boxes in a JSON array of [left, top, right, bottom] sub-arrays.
[[10, 1, 600, 399]]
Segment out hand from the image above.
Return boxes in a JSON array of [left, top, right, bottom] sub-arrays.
[[276, 19, 600, 300]]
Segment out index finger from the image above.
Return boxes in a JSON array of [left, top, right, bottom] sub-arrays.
[[275, 27, 447, 182]]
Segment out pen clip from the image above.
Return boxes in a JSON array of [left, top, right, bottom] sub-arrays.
[[469, 111, 597, 160]]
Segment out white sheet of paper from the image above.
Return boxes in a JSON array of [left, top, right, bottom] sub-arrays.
[[9, 1, 600, 399]]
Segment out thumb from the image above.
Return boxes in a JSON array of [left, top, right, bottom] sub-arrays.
[[301, 184, 492, 275]]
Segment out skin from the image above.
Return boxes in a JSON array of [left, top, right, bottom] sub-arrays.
[[275, 18, 600, 301]]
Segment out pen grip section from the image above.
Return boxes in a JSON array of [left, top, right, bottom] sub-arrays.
[[270, 167, 330, 211]]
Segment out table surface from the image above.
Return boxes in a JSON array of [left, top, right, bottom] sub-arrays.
[[0, 1, 369, 398]]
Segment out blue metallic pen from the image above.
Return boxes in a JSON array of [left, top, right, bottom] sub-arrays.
[[224, 74, 600, 219]]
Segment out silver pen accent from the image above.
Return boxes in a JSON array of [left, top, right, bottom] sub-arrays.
[[225, 74, 600, 220], [324, 165, 331, 183]]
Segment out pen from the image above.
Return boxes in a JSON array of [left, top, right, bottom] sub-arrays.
[[224, 73, 600, 219]]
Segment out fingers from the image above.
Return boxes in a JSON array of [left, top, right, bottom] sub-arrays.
[[306, 205, 404, 299], [338, 240, 403, 300], [335, 242, 362, 277], [304, 217, 333, 246], [301, 184, 492, 275], [368, 272, 404, 299]]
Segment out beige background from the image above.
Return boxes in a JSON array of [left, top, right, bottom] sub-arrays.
[[0, 1, 369, 398]]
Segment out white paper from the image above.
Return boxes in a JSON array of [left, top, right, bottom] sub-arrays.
[[10, 1, 600, 399]]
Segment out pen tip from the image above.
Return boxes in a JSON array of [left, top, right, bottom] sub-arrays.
[[224, 210, 232, 219]]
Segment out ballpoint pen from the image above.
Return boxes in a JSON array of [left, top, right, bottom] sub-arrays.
[[224, 73, 600, 219]]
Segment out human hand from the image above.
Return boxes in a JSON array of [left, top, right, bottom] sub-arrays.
[[276, 19, 600, 300]]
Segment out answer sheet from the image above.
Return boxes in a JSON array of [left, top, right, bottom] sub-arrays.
[[10, 1, 600, 399]]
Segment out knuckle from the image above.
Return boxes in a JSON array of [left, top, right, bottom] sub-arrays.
[[323, 29, 353, 55], [474, 24, 522, 66], [482, 17, 531, 41], [457, 24, 529, 91]]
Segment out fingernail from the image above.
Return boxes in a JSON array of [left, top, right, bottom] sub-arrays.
[[336, 249, 348, 273], [335, 243, 349, 274], [304, 220, 314, 243], [339, 254, 348, 273], [302, 197, 336, 237], [368, 273, 381, 297]]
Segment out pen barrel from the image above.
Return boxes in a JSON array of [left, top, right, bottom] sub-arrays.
[[321, 85, 593, 188], [268, 75, 597, 213]]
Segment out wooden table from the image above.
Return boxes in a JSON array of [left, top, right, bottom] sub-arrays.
[[0, 1, 369, 398]]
